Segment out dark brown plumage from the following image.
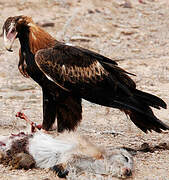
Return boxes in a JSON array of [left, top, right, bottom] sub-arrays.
[[3, 15, 169, 133]]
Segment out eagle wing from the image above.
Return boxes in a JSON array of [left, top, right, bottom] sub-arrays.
[[35, 43, 135, 94]]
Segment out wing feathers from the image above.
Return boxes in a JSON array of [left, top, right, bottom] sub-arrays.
[[59, 60, 106, 83], [35, 46, 108, 91]]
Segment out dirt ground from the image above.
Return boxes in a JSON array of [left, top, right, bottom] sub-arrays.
[[0, 0, 169, 179]]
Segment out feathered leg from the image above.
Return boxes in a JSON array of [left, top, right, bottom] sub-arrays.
[[56, 95, 82, 132], [42, 89, 58, 131]]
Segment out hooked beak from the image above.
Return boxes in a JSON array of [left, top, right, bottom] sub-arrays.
[[3, 25, 18, 52]]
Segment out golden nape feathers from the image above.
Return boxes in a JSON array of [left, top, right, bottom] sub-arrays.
[[28, 21, 56, 54]]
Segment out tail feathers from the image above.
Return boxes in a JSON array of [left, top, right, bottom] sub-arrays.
[[133, 89, 167, 109], [124, 109, 169, 133], [111, 88, 168, 133]]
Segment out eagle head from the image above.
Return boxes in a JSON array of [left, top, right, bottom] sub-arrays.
[[3, 16, 33, 52]]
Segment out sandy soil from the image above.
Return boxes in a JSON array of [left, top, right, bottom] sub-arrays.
[[0, 0, 169, 179]]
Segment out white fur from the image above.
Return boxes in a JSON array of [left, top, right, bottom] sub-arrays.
[[66, 148, 133, 179], [29, 132, 76, 168], [0, 131, 133, 178]]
